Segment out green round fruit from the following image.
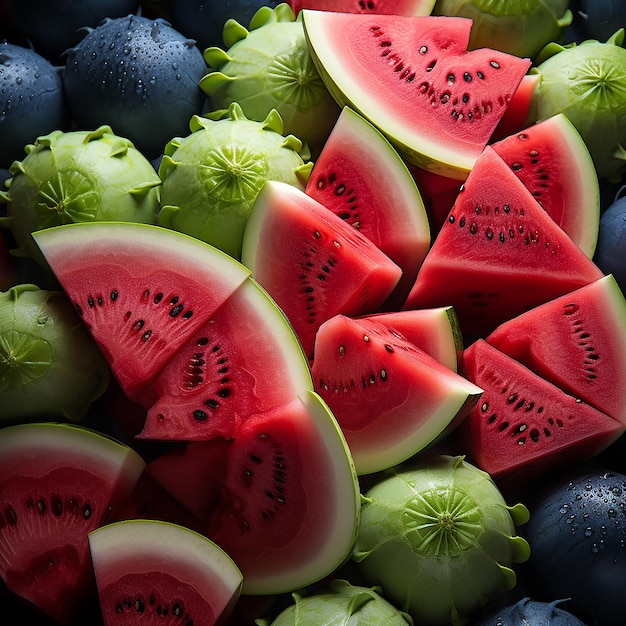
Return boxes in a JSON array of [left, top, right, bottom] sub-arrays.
[[529, 29, 626, 182], [352, 454, 530, 625], [158, 102, 312, 259], [0, 284, 110, 424], [0, 126, 161, 261], [258, 578, 413, 625], [433, 0, 572, 59], [201, 4, 340, 155]]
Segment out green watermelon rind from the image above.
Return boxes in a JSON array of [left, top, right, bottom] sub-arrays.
[[302, 11, 531, 180]]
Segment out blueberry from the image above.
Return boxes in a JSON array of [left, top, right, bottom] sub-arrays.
[[62, 15, 208, 159], [0, 42, 70, 168], [161, 0, 280, 50], [522, 467, 626, 626], [593, 186, 626, 295], [575, 0, 626, 41], [4, 0, 141, 62]]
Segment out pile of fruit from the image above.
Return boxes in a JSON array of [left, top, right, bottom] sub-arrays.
[[2, 1, 626, 624]]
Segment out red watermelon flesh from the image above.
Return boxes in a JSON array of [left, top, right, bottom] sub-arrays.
[[146, 438, 231, 525], [311, 314, 482, 475], [241, 180, 402, 358], [136, 278, 313, 442], [489, 73, 540, 143], [289, 0, 436, 16], [485, 275, 626, 427], [206, 391, 360, 596], [302, 11, 532, 179], [0, 423, 145, 625], [305, 106, 431, 307], [459, 339, 625, 485], [360, 306, 463, 372], [403, 146, 604, 339], [491, 113, 600, 258], [32, 223, 251, 402]]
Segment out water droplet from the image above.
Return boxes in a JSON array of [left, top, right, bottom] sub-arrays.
[[149, 76, 157, 85], [15, 77, 21, 85], [584, 526, 594, 537]]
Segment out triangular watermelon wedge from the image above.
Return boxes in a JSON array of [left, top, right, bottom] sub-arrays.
[[241, 180, 402, 358], [302, 11, 531, 179], [485, 275, 626, 428], [32, 222, 251, 401], [311, 314, 482, 475], [459, 339, 625, 487], [402, 146, 604, 338]]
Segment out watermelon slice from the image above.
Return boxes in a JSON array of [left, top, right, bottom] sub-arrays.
[[485, 275, 626, 427], [136, 277, 313, 441], [305, 106, 431, 306], [89, 519, 243, 625], [360, 306, 463, 372], [146, 438, 231, 525], [302, 11, 532, 179], [241, 180, 402, 357], [205, 391, 360, 595], [403, 146, 604, 338], [0, 422, 145, 625], [311, 314, 482, 474], [289, 0, 437, 15], [459, 339, 625, 485], [32, 222, 251, 402], [491, 113, 600, 258]]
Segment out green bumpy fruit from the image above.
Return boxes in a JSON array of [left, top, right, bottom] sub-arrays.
[[0, 126, 161, 261], [433, 0, 572, 59], [0, 284, 110, 424], [257, 579, 413, 625], [200, 3, 340, 155], [529, 29, 626, 182], [352, 455, 530, 626], [158, 102, 312, 259]]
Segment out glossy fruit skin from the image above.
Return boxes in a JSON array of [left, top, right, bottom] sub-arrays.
[[4, 0, 140, 61], [62, 15, 208, 159], [576, 0, 626, 41], [0, 42, 70, 168], [475, 596, 588, 626], [593, 187, 626, 295], [162, 0, 280, 50], [522, 467, 626, 626]]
